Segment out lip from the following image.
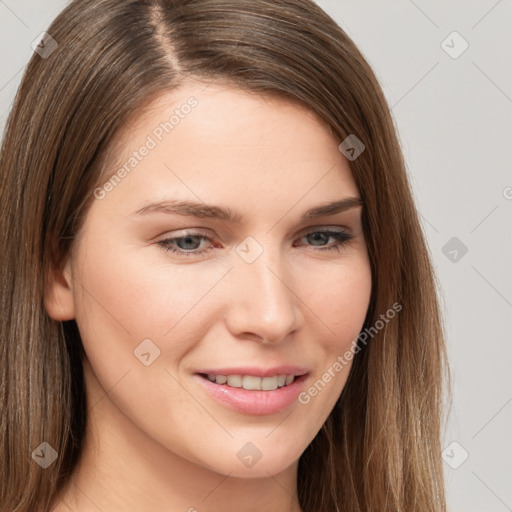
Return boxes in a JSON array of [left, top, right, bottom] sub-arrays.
[[195, 365, 309, 378], [193, 371, 309, 415]]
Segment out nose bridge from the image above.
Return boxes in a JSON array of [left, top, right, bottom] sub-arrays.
[[226, 237, 301, 342]]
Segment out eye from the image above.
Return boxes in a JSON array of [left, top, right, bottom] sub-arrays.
[[294, 229, 354, 252], [156, 228, 354, 258], [157, 232, 213, 257]]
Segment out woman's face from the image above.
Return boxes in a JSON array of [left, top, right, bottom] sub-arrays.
[[47, 81, 372, 478]]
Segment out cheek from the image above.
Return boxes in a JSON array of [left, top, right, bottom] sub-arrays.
[[288, 259, 371, 440], [70, 241, 224, 462], [72, 236, 228, 340], [299, 257, 372, 347], [71, 238, 232, 405]]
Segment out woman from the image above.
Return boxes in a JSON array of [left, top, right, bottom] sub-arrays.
[[0, 0, 450, 511]]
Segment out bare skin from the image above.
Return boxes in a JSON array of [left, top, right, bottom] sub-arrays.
[[46, 81, 372, 512]]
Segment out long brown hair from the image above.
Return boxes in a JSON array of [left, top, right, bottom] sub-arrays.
[[0, 1, 450, 510]]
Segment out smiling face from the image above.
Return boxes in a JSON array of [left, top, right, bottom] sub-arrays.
[[46, 81, 372, 480]]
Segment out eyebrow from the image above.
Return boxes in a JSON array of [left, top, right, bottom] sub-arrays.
[[132, 196, 363, 223]]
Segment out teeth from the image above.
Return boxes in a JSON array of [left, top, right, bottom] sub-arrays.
[[227, 375, 242, 387], [205, 373, 296, 390]]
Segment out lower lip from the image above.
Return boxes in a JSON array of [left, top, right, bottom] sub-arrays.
[[193, 373, 308, 415]]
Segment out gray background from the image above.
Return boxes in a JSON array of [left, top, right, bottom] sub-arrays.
[[1, 1, 511, 510]]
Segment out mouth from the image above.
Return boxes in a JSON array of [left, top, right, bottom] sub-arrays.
[[198, 372, 299, 391], [193, 370, 309, 415]]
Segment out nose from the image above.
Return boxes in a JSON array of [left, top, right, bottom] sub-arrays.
[[223, 242, 304, 344]]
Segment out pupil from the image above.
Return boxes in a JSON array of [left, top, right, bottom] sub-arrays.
[[309, 233, 327, 245], [179, 236, 200, 250]]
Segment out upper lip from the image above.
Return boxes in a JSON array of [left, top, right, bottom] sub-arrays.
[[196, 365, 309, 378]]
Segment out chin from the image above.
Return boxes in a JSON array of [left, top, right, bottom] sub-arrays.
[[211, 456, 298, 479], [190, 437, 304, 479]]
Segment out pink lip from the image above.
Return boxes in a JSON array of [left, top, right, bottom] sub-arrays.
[[193, 372, 309, 415], [195, 365, 309, 378]]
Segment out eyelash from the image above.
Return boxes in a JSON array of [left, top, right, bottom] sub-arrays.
[[157, 229, 354, 257]]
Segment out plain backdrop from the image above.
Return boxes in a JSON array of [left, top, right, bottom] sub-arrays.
[[1, 1, 511, 511]]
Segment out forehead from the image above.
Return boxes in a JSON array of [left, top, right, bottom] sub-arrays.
[[97, 81, 359, 214], [108, 81, 343, 163]]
